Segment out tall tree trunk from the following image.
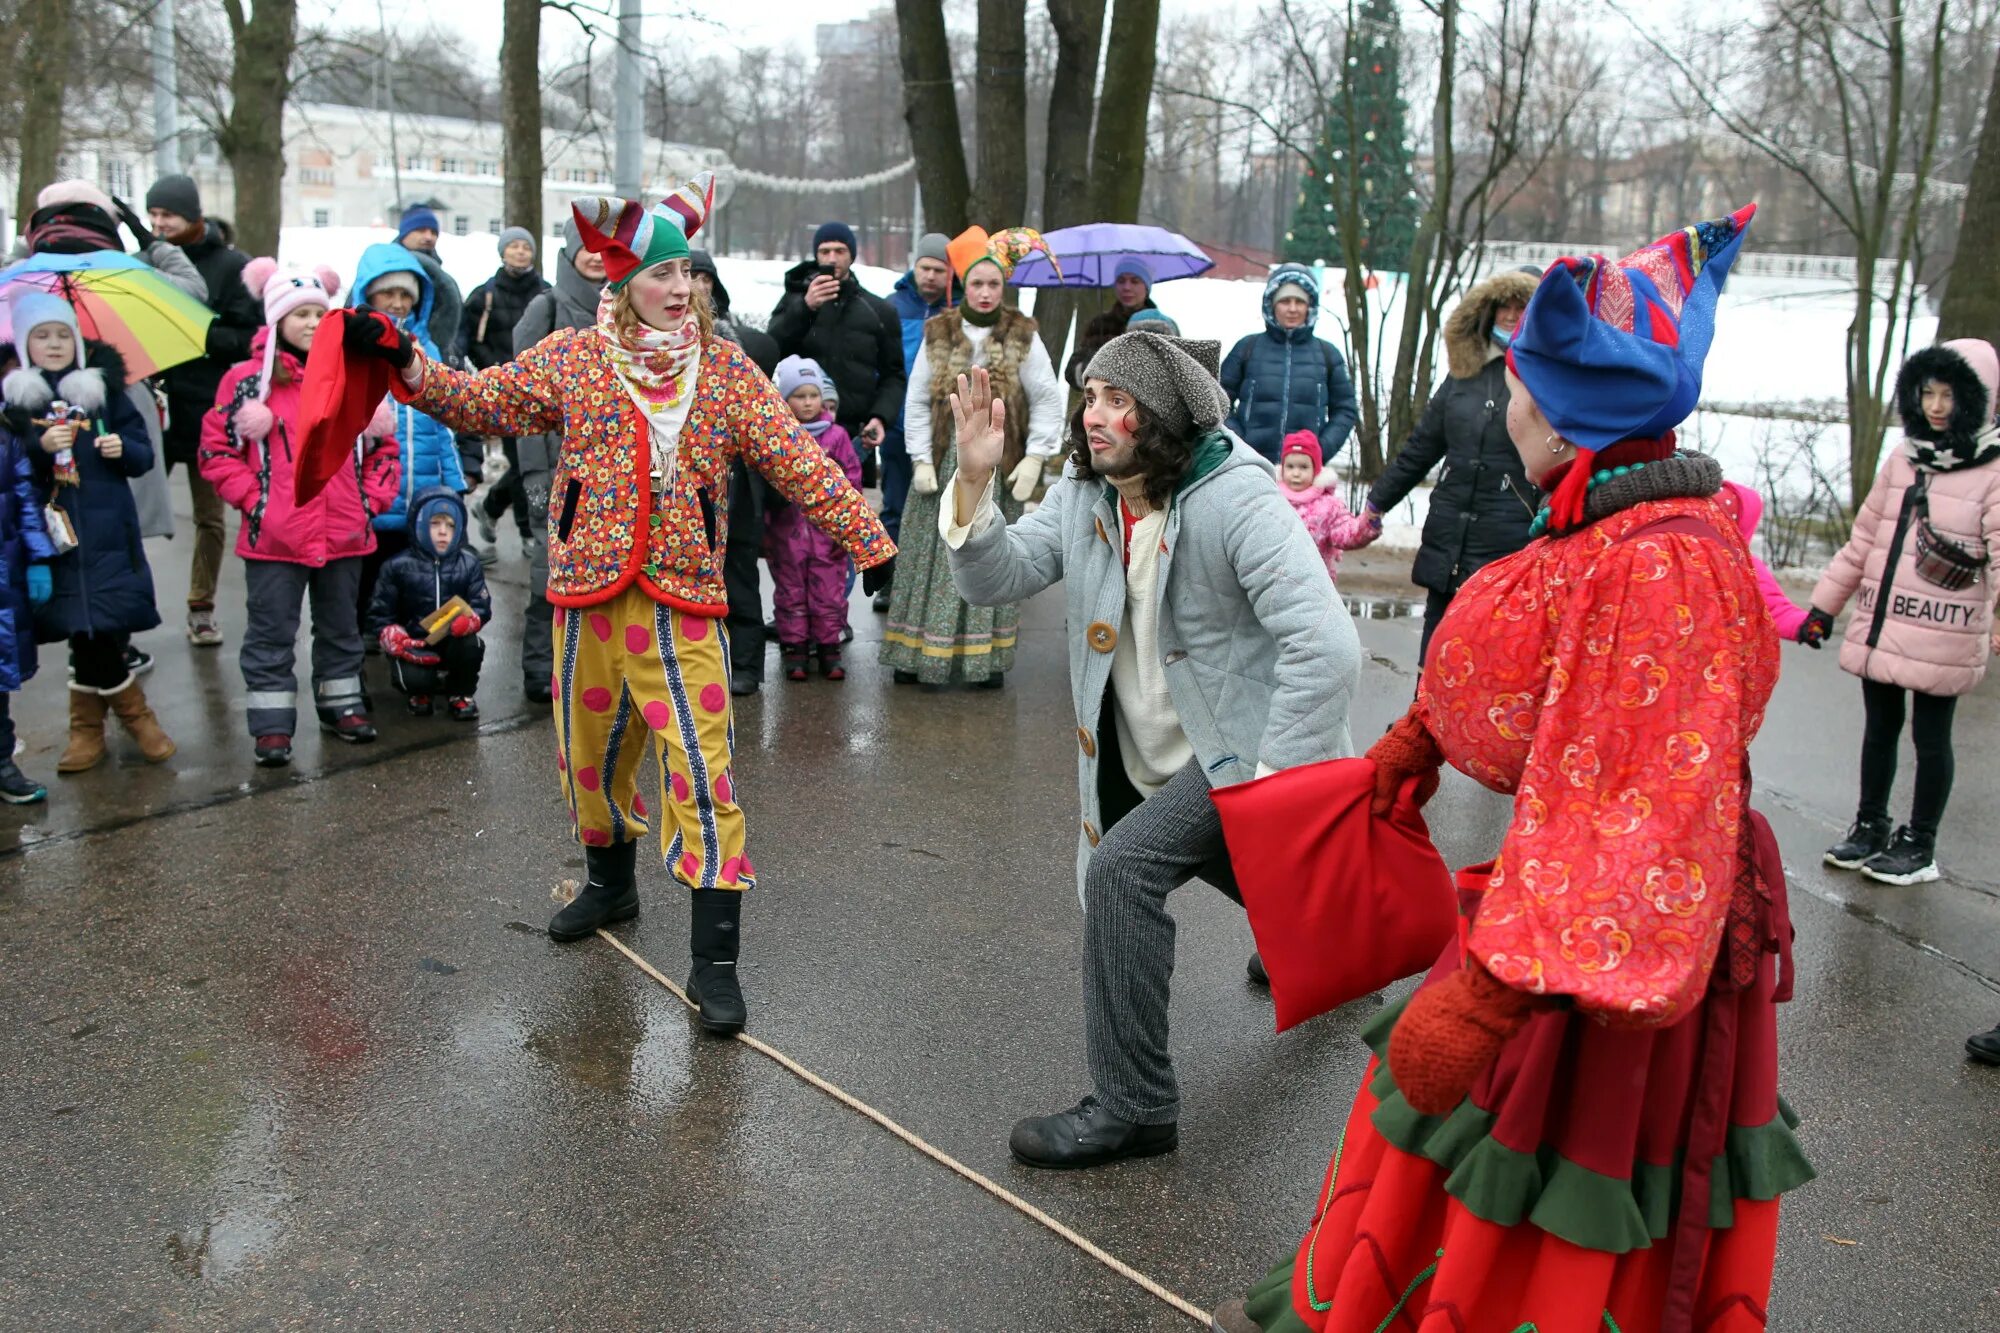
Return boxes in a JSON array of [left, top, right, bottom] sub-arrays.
[[1087, 0, 1160, 224], [895, 0, 971, 236], [15, 0, 73, 227], [501, 0, 543, 244], [218, 0, 299, 258], [1033, 0, 1107, 366], [1939, 45, 2000, 344], [972, 0, 1028, 224]]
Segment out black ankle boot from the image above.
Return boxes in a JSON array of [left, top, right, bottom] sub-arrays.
[[686, 887, 746, 1035], [548, 841, 640, 942]]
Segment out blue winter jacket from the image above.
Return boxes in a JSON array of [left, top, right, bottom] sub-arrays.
[[365, 488, 492, 637], [888, 270, 958, 372], [351, 244, 468, 533], [0, 428, 54, 690], [1220, 265, 1360, 462], [6, 344, 162, 642]]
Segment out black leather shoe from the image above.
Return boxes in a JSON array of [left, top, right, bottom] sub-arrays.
[[549, 842, 639, 942], [730, 669, 761, 697], [1246, 951, 1270, 987], [893, 670, 919, 686], [1968, 1024, 2000, 1066], [871, 587, 892, 613], [1009, 1094, 1177, 1169]]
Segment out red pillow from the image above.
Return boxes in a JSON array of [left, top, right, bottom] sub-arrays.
[[1211, 757, 1458, 1032], [295, 309, 394, 507]]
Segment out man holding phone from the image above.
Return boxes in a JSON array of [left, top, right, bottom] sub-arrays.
[[768, 222, 905, 486]]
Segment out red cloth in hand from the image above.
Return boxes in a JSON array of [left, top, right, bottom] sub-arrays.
[[1387, 962, 1551, 1116], [449, 614, 481, 637], [1210, 757, 1459, 1032], [297, 309, 394, 508], [1366, 707, 1444, 815], [380, 624, 440, 667]]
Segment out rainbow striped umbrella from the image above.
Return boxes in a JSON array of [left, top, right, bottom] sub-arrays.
[[0, 250, 215, 382]]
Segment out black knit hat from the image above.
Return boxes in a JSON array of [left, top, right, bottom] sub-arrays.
[[144, 173, 202, 222]]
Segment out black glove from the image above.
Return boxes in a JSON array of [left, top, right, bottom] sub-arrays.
[[1798, 607, 1834, 649], [862, 556, 895, 596], [343, 308, 416, 370], [111, 196, 155, 249]]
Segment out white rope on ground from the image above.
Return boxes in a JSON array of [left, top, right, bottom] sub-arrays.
[[727, 159, 916, 193], [592, 926, 1211, 1327]]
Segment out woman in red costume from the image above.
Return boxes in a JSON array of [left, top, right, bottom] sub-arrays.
[[1212, 207, 1814, 1333]]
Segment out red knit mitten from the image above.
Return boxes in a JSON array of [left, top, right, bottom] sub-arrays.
[[1366, 707, 1444, 816], [1387, 964, 1549, 1116]]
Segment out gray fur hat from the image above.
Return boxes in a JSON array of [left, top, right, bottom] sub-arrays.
[[1083, 331, 1229, 439]]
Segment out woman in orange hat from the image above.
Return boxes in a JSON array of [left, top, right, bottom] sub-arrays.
[[883, 225, 1065, 689]]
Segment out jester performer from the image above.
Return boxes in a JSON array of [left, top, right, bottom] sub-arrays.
[[336, 176, 893, 1035], [1211, 206, 1815, 1333]]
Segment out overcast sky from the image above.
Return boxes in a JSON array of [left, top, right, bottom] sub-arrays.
[[312, 0, 1242, 66]]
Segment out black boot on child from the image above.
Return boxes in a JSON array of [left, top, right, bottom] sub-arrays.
[[549, 840, 640, 941], [687, 887, 747, 1035]]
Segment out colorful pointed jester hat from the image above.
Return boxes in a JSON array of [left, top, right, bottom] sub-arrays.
[[1508, 203, 1757, 526], [570, 172, 716, 290]]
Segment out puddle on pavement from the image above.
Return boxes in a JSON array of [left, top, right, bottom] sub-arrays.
[[1344, 595, 1424, 621], [167, 1098, 290, 1283]]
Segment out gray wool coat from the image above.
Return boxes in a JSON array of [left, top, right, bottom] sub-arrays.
[[946, 432, 1360, 896]]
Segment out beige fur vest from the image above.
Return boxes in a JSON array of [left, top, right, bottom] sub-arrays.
[[925, 306, 1038, 473]]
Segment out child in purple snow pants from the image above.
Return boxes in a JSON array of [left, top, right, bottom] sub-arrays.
[[769, 356, 863, 681]]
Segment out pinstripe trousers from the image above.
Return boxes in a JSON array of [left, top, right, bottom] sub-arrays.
[[1084, 751, 1241, 1126]]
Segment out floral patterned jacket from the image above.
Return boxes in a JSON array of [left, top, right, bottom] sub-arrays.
[[394, 331, 893, 614], [1418, 493, 1779, 1027]]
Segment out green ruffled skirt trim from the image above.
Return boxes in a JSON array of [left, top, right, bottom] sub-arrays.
[[1355, 997, 1817, 1255]]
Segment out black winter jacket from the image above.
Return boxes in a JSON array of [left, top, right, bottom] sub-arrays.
[[1368, 356, 1538, 595], [767, 261, 905, 430], [160, 225, 262, 465], [460, 266, 552, 371], [366, 488, 493, 637]]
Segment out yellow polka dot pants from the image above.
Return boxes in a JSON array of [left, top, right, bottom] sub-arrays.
[[553, 585, 752, 890]]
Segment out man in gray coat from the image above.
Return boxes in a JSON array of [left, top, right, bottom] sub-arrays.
[[943, 332, 1360, 1168]]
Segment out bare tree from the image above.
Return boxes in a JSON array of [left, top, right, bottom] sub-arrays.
[[14, 0, 73, 223], [972, 0, 1028, 223], [896, 0, 971, 235], [1088, 0, 1162, 224], [216, 0, 299, 256], [1939, 45, 2000, 342], [1031, 0, 1107, 362], [1611, 0, 1953, 503], [501, 0, 544, 242]]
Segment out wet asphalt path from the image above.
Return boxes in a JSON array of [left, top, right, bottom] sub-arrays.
[[3, 509, 1997, 1329]]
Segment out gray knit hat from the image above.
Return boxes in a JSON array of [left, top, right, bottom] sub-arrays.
[[1083, 331, 1229, 439], [914, 232, 951, 266], [497, 225, 536, 260]]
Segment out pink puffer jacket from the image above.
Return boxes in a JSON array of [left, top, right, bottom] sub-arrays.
[[1812, 339, 2000, 697]]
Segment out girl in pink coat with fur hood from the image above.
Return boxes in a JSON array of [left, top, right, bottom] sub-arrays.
[[199, 260, 400, 766], [1276, 430, 1376, 578], [1804, 338, 2000, 889]]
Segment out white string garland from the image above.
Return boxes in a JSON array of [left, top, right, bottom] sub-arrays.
[[726, 159, 916, 193]]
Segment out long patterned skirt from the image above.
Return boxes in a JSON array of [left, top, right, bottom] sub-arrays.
[[880, 443, 1023, 686]]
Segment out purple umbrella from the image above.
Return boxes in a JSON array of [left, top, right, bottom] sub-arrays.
[[1005, 223, 1215, 288]]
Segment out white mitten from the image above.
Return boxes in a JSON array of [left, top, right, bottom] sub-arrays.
[[912, 461, 939, 495], [1008, 456, 1043, 502]]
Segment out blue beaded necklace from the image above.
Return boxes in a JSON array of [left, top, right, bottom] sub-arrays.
[[1527, 461, 1651, 538]]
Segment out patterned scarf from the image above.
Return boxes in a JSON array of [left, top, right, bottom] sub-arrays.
[[1908, 422, 2000, 474], [594, 287, 703, 490]]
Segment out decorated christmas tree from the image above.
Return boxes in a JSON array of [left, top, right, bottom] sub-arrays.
[[1283, 0, 1420, 270]]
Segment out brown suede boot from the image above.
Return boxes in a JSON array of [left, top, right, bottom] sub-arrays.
[[104, 681, 176, 763], [57, 689, 109, 773]]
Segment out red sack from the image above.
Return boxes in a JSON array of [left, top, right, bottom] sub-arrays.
[[295, 309, 394, 507], [1211, 757, 1458, 1032]]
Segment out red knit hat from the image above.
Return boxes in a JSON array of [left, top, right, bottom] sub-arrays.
[[1280, 430, 1322, 473]]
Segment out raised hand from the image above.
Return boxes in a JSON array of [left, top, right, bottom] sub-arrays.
[[949, 366, 1007, 489]]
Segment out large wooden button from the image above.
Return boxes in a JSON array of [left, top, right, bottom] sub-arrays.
[[1077, 726, 1096, 758], [1094, 516, 1110, 545], [1083, 820, 1101, 847], [1087, 621, 1118, 654]]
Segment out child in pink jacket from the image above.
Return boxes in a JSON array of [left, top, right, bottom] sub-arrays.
[[1277, 431, 1375, 579], [1720, 480, 1808, 640], [199, 260, 400, 766], [767, 356, 862, 681]]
